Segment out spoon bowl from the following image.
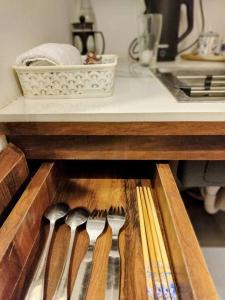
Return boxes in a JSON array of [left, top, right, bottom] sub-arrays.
[[44, 203, 70, 223], [66, 207, 89, 230]]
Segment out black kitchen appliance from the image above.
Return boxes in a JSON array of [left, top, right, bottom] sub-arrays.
[[145, 0, 194, 61]]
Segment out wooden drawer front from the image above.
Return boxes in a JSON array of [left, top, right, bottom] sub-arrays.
[[0, 162, 217, 300], [0, 143, 28, 219], [154, 165, 217, 300], [8, 135, 225, 161]]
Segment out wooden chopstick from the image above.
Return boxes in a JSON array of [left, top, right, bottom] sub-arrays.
[[142, 187, 172, 300], [138, 187, 164, 300], [136, 187, 154, 300], [145, 187, 178, 300]]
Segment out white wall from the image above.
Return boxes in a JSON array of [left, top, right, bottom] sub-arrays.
[[0, 0, 72, 108], [88, 0, 138, 57]]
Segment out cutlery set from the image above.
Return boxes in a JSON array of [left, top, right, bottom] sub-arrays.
[[25, 204, 126, 300]]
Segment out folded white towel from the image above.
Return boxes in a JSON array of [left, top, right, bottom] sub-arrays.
[[16, 43, 82, 66]]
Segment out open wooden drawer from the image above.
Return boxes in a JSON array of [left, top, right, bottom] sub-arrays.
[[0, 160, 217, 300]]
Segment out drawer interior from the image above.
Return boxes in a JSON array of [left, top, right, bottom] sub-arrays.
[[0, 160, 217, 300]]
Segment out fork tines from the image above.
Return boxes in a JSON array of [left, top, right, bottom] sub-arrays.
[[101, 209, 107, 217], [108, 206, 125, 216], [91, 207, 125, 217], [90, 209, 98, 217], [90, 209, 107, 218]]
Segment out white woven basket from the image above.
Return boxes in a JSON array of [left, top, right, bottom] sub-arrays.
[[14, 55, 117, 99]]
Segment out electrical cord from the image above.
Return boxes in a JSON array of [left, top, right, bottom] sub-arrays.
[[178, 0, 205, 54], [128, 37, 139, 61]]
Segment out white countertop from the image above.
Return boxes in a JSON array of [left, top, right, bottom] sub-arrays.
[[1, 59, 225, 122]]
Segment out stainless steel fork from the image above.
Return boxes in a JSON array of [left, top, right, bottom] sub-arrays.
[[70, 209, 106, 300], [105, 206, 126, 300]]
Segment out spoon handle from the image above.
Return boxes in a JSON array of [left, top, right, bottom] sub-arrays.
[[25, 222, 55, 300], [105, 238, 120, 300], [70, 244, 94, 300], [52, 228, 76, 300]]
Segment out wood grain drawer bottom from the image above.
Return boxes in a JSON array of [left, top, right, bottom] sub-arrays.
[[0, 161, 217, 300]]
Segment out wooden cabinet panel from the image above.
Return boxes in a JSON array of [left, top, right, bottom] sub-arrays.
[[8, 135, 225, 160], [0, 143, 29, 218], [0, 163, 60, 300]]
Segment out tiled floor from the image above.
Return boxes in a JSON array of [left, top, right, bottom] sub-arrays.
[[183, 191, 225, 299], [202, 247, 225, 300]]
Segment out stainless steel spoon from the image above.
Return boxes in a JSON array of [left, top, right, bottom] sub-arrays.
[[52, 207, 89, 300], [25, 203, 70, 300]]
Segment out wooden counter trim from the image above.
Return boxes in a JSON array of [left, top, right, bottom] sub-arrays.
[[154, 164, 218, 300], [7, 135, 225, 160], [0, 163, 59, 300], [0, 143, 29, 217], [2, 122, 225, 136]]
